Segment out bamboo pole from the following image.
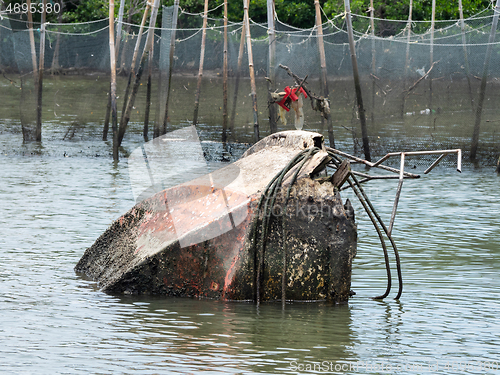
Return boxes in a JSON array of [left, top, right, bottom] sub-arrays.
[[314, 0, 334, 147], [104, 0, 126, 141], [244, 0, 259, 142], [369, 0, 376, 126], [429, 0, 436, 112], [193, 0, 209, 126], [36, 1, 47, 142], [143, 35, 154, 142], [103, 91, 111, 140], [118, 1, 151, 131], [400, 0, 413, 117], [160, 0, 180, 137], [458, 0, 475, 111], [267, 0, 277, 134], [115, 0, 125, 55], [50, 0, 63, 74], [222, 0, 229, 142], [118, 0, 159, 147], [22, 0, 38, 141], [471, 0, 500, 161], [118, 7, 133, 74], [229, 23, 246, 135], [345, 0, 371, 161], [143, 1, 158, 142], [109, 0, 119, 161], [27, 0, 37, 83]]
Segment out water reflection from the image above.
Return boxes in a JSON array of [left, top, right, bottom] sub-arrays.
[[105, 296, 355, 373]]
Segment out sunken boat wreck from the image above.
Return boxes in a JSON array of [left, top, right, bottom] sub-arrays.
[[76, 131, 358, 303]]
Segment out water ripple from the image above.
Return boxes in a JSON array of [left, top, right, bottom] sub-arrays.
[[1, 154, 499, 374]]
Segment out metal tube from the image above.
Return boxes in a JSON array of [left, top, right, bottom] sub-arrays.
[[372, 149, 461, 167], [347, 176, 392, 300], [388, 153, 405, 236], [424, 154, 445, 174], [328, 148, 420, 178]]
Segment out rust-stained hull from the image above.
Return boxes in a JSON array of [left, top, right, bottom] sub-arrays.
[[75, 131, 357, 303]]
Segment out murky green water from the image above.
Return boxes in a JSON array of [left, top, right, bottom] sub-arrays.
[[1, 73, 500, 374], [2, 72, 500, 162]]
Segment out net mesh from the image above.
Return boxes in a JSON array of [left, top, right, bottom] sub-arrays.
[[1, 5, 499, 164]]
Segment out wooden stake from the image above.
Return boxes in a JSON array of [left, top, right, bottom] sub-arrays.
[[369, 0, 376, 126], [36, 0, 47, 142], [345, 0, 371, 161], [244, 0, 259, 142], [27, 0, 37, 83], [193, 0, 209, 126], [160, 0, 180, 137], [222, 0, 229, 142], [144, 36, 154, 142], [400, 0, 413, 117], [115, 0, 125, 56], [429, 0, 436, 112], [109, 0, 119, 161], [104, 0, 126, 141], [314, 0, 334, 147], [118, 0, 159, 147], [267, 0, 277, 134], [229, 23, 246, 136], [143, 1, 157, 142], [118, 1, 151, 133], [471, 0, 500, 160], [458, 0, 475, 112], [50, 0, 63, 74]]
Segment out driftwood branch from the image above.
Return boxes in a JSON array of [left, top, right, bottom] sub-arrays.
[[275, 64, 331, 118], [279, 64, 313, 99], [3, 73, 20, 88], [404, 60, 440, 98]]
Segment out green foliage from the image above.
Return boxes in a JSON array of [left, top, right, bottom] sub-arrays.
[[322, 0, 492, 35], [62, 0, 109, 23], [21, 0, 492, 31], [275, 0, 316, 28]]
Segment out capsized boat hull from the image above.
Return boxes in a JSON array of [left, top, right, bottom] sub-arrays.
[[75, 131, 357, 302]]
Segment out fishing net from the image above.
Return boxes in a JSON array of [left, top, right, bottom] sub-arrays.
[[1, 4, 499, 165]]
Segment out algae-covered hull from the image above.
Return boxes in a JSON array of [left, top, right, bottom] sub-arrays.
[[75, 131, 357, 303]]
